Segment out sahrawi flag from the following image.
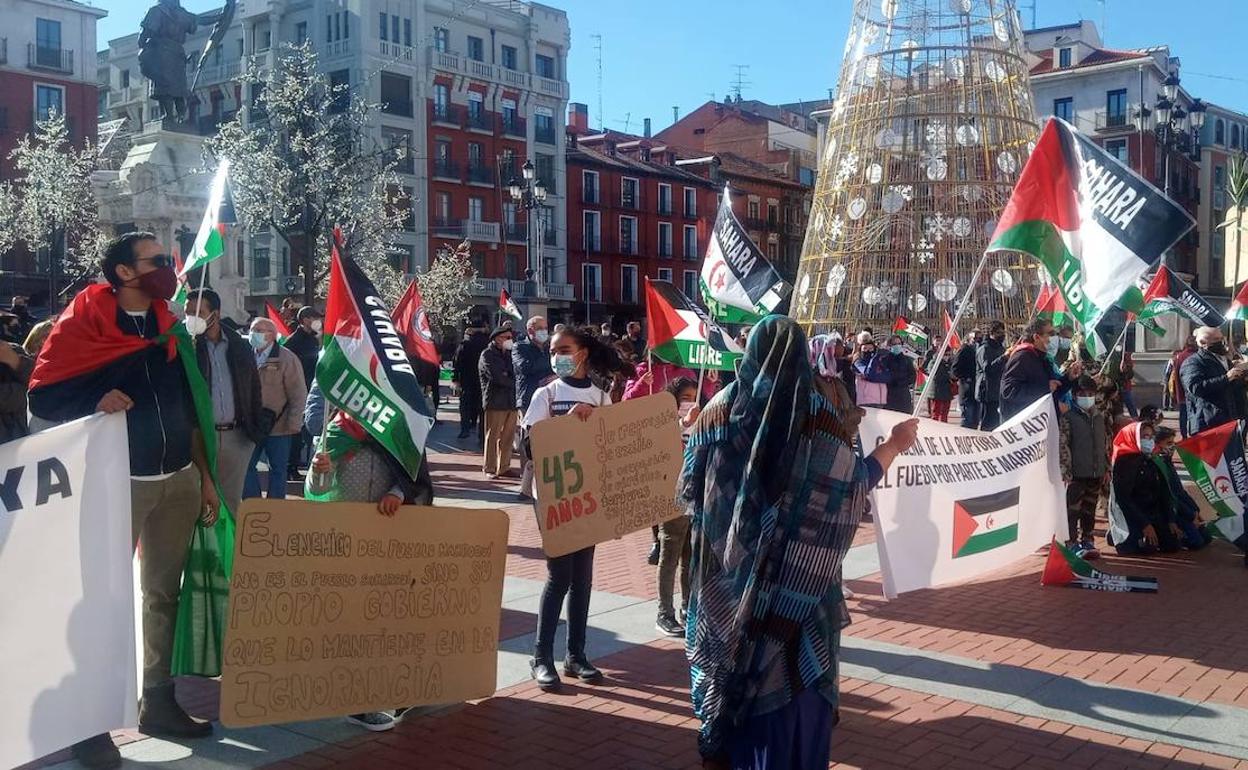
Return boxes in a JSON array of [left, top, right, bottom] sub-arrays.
[[265, 302, 292, 344], [1041, 538, 1159, 593], [700, 189, 791, 324], [952, 488, 1020, 558], [893, 316, 929, 348], [392, 277, 441, 366], [174, 158, 230, 304], [317, 244, 434, 478], [1227, 282, 1248, 322], [646, 278, 742, 371], [1175, 421, 1248, 547], [499, 288, 523, 322], [987, 117, 1194, 328], [1034, 283, 1072, 327], [1137, 265, 1225, 327], [942, 308, 961, 349]]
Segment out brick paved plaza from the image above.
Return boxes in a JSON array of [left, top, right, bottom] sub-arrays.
[[25, 402, 1248, 770]]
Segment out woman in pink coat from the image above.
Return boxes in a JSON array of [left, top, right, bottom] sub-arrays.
[[623, 358, 718, 402]]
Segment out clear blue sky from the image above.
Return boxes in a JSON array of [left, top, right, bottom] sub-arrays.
[[94, 0, 1247, 130]]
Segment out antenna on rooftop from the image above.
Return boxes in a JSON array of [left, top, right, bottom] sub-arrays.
[[616, 112, 632, 133], [731, 64, 751, 101], [1019, 0, 1037, 28], [591, 33, 604, 132]]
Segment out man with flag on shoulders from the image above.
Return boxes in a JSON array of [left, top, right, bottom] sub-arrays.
[[184, 287, 264, 523], [28, 232, 221, 768]]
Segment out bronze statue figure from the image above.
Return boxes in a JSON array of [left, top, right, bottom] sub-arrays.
[[138, 0, 232, 124]]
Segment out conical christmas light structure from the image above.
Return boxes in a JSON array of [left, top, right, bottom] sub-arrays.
[[794, 0, 1042, 336]]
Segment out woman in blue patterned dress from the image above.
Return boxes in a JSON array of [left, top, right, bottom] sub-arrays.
[[679, 315, 918, 769]]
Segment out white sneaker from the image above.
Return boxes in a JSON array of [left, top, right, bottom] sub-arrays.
[[843, 586, 856, 599]]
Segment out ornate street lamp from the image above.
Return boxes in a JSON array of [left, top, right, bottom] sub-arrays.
[[508, 159, 550, 307]]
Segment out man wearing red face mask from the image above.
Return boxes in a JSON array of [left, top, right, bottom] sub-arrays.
[[28, 232, 220, 769]]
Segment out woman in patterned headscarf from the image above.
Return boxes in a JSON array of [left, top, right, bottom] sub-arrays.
[[680, 315, 918, 769]]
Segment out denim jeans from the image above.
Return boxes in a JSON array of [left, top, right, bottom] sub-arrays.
[[958, 382, 979, 428], [243, 433, 294, 499], [534, 546, 595, 661]]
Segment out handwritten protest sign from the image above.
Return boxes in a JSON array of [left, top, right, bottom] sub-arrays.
[[859, 396, 1066, 598], [529, 393, 685, 558], [219, 501, 508, 728]]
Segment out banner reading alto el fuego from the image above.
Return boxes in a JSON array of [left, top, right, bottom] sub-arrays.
[[988, 117, 1195, 327]]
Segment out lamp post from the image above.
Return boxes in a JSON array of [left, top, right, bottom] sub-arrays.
[[1146, 72, 1206, 269], [508, 160, 548, 314]]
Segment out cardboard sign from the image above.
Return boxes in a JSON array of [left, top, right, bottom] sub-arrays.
[[529, 393, 685, 558], [219, 500, 508, 728]]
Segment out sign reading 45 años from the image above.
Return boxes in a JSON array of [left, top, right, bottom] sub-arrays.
[[529, 394, 686, 558]]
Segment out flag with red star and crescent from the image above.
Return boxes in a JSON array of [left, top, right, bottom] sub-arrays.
[[1174, 421, 1248, 549], [699, 188, 791, 324]]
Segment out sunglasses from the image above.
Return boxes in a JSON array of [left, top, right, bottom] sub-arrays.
[[136, 254, 177, 269]]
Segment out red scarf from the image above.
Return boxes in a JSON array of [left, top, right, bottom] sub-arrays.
[[1111, 421, 1146, 464], [29, 283, 178, 390]]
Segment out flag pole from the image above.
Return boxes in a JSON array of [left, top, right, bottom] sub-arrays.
[[648, 350, 654, 396], [1098, 322, 1131, 376], [912, 251, 990, 418], [697, 359, 706, 397]]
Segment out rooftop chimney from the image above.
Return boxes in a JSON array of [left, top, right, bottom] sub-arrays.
[[568, 102, 590, 135], [673, 106, 679, 123], [644, 117, 652, 138]]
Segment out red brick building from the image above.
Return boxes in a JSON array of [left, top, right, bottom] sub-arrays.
[[564, 129, 718, 327], [0, 0, 106, 305]]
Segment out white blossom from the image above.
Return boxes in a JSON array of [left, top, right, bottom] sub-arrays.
[[417, 240, 479, 327]]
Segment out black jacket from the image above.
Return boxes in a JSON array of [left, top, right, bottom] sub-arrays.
[[512, 337, 553, 411], [479, 344, 516, 411], [29, 307, 197, 477], [194, 330, 266, 443], [0, 343, 34, 444], [453, 331, 488, 394], [921, 352, 954, 402], [284, 326, 320, 387], [1000, 345, 1059, 422], [952, 343, 978, 384], [1112, 453, 1172, 535], [1181, 348, 1248, 435], [975, 338, 1007, 405], [886, 352, 916, 413]]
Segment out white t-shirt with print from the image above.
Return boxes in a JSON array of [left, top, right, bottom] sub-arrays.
[[523, 377, 610, 427]]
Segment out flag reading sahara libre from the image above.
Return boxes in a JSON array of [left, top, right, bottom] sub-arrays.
[[317, 244, 434, 478], [700, 190, 792, 323], [645, 278, 743, 372], [1138, 265, 1225, 327], [1040, 538, 1159, 592], [1174, 421, 1248, 547], [392, 277, 441, 366], [893, 315, 929, 348], [987, 118, 1195, 328], [173, 158, 230, 304], [499, 287, 523, 322]]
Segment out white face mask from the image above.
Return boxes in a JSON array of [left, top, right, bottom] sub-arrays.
[[501, 339, 514, 351], [184, 314, 208, 337], [678, 401, 696, 418], [249, 331, 270, 350], [534, 329, 550, 344], [310, 319, 323, 333]]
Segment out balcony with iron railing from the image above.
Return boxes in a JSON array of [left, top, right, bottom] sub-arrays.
[[432, 159, 461, 182], [1094, 110, 1133, 133], [466, 162, 494, 186], [534, 124, 557, 145], [433, 219, 501, 243], [427, 46, 568, 98], [432, 216, 461, 239], [430, 102, 462, 127], [501, 115, 526, 138], [464, 108, 492, 132], [28, 44, 73, 74], [619, 192, 640, 211]]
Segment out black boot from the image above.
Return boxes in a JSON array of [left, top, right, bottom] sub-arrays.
[[71, 733, 121, 770], [139, 681, 213, 738], [563, 655, 604, 682], [530, 657, 561, 691]]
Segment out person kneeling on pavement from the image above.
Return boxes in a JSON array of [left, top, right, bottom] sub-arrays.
[[304, 381, 434, 731], [1152, 426, 1214, 551], [1108, 422, 1180, 555], [1059, 376, 1109, 559]]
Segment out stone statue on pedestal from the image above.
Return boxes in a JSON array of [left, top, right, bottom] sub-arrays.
[[138, 0, 232, 125]]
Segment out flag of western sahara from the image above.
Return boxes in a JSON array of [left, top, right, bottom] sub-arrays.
[[645, 278, 743, 372], [893, 316, 929, 348], [1175, 421, 1248, 548], [700, 190, 791, 324], [1041, 538, 1158, 592], [988, 117, 1194, 328], [265, 301, 292, 344], [952, 488, 1020, 558], [318, 245, 434, 479], [1227, 282, 1248, 323], [1138, 266, 1225, 327]]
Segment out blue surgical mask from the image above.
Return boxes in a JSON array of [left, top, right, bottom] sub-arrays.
[[890, 345, 903, 355], [248, 331, 269, 350], [534, 329, 550, 344], [552, 353, 576, 377], [1139, 438, 1155, 454], [1075, 395, 1095, 411]]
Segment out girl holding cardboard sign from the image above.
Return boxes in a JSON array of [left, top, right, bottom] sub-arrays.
[[522, 327, 619, 691]]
